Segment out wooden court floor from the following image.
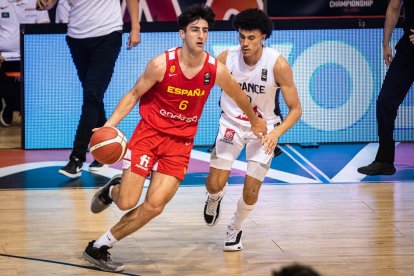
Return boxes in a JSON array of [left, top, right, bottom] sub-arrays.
[[0, 183, 413, 275]]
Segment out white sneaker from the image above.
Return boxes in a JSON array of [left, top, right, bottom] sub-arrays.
[[203, 184, 227, 226], [223, 225, 243, 252]]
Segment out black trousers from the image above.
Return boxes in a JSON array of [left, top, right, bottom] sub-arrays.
[[0, 61, 20, 112], [375, 36, 414, 163], [66, 31, 122, 162]]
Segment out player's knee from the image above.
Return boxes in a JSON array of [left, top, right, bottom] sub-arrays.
[[117, 197, 139, 211], [207, 154, 232, 193], [206, 174, 223, 193], [142, 200, 165, 218], [243, 188, 259, 205], [210, 153, 233, 171], [246, 161, 269, 182]]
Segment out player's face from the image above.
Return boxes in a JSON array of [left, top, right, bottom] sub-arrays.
[[238, 29, 265, 57], [181, 19, 209, 52]]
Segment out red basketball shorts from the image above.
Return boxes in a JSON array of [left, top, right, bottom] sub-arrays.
[[123, 120, 193, 181]]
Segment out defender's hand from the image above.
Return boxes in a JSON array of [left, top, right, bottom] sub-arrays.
[[251, 117, 267, 142], [262, 131, 279, 155]]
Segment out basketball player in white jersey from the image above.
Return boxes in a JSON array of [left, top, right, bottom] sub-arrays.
[[203, 8, 302, 251]]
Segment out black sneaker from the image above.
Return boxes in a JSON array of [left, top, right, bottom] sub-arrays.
[[59, 158, 83, 178], [204, 184, 227, 226], [90, 174, 122, 213], [0, 98, 12, 127], [89, 160, 108, 172], [83, 240, 124, 272], [357, 161, 396, 176]]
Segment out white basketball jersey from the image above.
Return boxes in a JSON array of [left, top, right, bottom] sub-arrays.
[[220, 45, 282, 127]]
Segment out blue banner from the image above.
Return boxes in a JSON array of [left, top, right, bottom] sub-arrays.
[[24, 27, 413, 148]]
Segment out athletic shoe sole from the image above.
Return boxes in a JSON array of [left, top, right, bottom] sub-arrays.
[[59, 169, 82, 178], [89, 164, 109, 172], [82, 252, 125, 272]]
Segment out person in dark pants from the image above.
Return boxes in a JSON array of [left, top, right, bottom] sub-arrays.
[[358, 0, 414, 176], [36, 0, 141, 178], [0, 57, 20, 127]]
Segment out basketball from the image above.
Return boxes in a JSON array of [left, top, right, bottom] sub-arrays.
[[89, 126, 127, 164]]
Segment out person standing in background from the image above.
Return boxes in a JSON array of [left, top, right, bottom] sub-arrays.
[[55, 0, 69, 23], [358, 0, 414, 176], [36, 0, 141, 178], [0, 0, 50, 127]]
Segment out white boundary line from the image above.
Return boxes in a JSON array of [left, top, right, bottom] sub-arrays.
[[285, 145, 332, 183]]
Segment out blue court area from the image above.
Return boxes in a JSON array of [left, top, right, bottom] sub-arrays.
[[0, 142, 413, 190]]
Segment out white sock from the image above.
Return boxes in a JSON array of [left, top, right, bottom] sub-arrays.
[[208, 189, 223, 200], [93, 230, 118, 248], [230, 197, 256, 230], [108, 186, 114, 200]]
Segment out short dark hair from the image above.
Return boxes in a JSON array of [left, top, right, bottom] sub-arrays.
[[272, 264, 320, 276], [233, 8, 273, 40], [178, 4, 215, 31]]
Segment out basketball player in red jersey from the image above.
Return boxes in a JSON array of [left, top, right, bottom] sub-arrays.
[[82, 4, 267, 272]]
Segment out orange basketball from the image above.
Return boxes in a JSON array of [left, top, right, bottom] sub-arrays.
[[89, 126, 127, 165]]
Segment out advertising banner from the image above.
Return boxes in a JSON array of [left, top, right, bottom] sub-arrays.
[[24, 27, 413, 148], [267, 0, 387, 18]]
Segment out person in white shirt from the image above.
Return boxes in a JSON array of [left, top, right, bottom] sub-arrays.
[[55, 0, 69, 23], [0, 0, 49, 126], [36, 0, 141, 177], [203, 8, 302, 252]]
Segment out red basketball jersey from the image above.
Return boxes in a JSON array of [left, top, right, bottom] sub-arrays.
[[139, 47, 217, 138]]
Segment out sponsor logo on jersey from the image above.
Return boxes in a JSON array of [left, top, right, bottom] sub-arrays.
[[167, 86, 206, 97], [261, 69, 267, 81], [236, 106, 263, 121], [135, 154, 151, 171], [220, 128, 236, 144], [204, 73, 211, 85], [170, 65, 176, 73], [239, 82, 265, 94], [160, 109, 198, 123]]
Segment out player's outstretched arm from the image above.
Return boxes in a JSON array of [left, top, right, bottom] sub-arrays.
[[104, 54, 166, 127], [263, 56, 302, 154], [215, 61, 267, 138]]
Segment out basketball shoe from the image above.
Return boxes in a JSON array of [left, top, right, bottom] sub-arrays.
[[90, 174, 122, 213], [204, 184, 227, 226], [223, 225, 243, 252], [83, 240, 124, 272], [89, 160, 108, 172], [0, 98, 12, 127], [59, 157, 83, 178]]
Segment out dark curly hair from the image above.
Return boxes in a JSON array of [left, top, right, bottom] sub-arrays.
[[178, 4, 216, 31], [233, 8, 273, 40]]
